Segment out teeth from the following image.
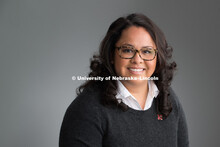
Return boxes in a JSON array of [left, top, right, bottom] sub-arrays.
[[129, 68, 144, 71]]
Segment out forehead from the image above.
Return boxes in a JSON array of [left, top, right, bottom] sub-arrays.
[[116, 26, 156, 48]]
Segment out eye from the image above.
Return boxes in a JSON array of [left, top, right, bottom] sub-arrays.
[[121, 45, 134, 53], [121, 48, 134, 53], [142, 48, 154, 54]]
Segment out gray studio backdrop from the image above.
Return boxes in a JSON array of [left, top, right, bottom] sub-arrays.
[[1, 0, 219, 147]]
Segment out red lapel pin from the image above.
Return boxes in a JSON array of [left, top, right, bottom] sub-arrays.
[[157, 114, 163, 120]]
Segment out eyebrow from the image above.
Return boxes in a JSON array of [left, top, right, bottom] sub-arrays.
[[121, 43, 154, 48]]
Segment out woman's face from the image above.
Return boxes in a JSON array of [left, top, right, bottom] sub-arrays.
[[114, 26, 157, 86]]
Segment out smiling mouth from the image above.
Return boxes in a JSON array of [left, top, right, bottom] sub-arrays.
[[127, 68, 145, 74], [128, 68, 144, 71]]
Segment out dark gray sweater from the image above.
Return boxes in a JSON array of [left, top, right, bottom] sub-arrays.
[[59, 87, 189, 147]]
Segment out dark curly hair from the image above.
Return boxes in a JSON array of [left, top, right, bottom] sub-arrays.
[[77, 13, 176, 119]]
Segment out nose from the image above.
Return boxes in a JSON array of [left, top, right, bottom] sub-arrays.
[[130, 51, 143, 64]]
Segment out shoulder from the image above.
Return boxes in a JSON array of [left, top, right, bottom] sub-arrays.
[[61, 86, 106, 133], [168, 88, 180, 106], [168, 87, 183, 117], [66, 86, 104, 116], [60, 86, 106, 146]]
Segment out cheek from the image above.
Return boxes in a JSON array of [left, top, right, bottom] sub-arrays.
[[114, 54, 121, 75], [152, 56, 157, 69], [145, 58, 157, 71], [152, 59, 157, 70], [114, 54, 127, 75]]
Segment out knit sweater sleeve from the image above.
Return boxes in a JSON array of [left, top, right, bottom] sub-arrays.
[[177, 98, 189, 147], [170, 88, 189, 147], [59, 91, 104, 147]]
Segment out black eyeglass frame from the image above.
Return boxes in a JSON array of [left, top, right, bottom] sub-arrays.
[[115, 45, 158, 61]]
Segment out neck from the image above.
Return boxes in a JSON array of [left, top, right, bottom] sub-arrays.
[[121, 80, 149, 109]]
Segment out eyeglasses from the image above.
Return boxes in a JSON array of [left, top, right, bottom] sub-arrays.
[[115, 44, 158, 61]]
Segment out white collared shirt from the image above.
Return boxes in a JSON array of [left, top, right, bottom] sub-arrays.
[[115, 80, 159, 111]]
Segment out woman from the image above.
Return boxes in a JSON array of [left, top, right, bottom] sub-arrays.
[[59, 13, 189, 147]]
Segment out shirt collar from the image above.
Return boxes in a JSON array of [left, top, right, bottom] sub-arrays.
[[115, 80, 159, 100], [148, 80, 159, 99]]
